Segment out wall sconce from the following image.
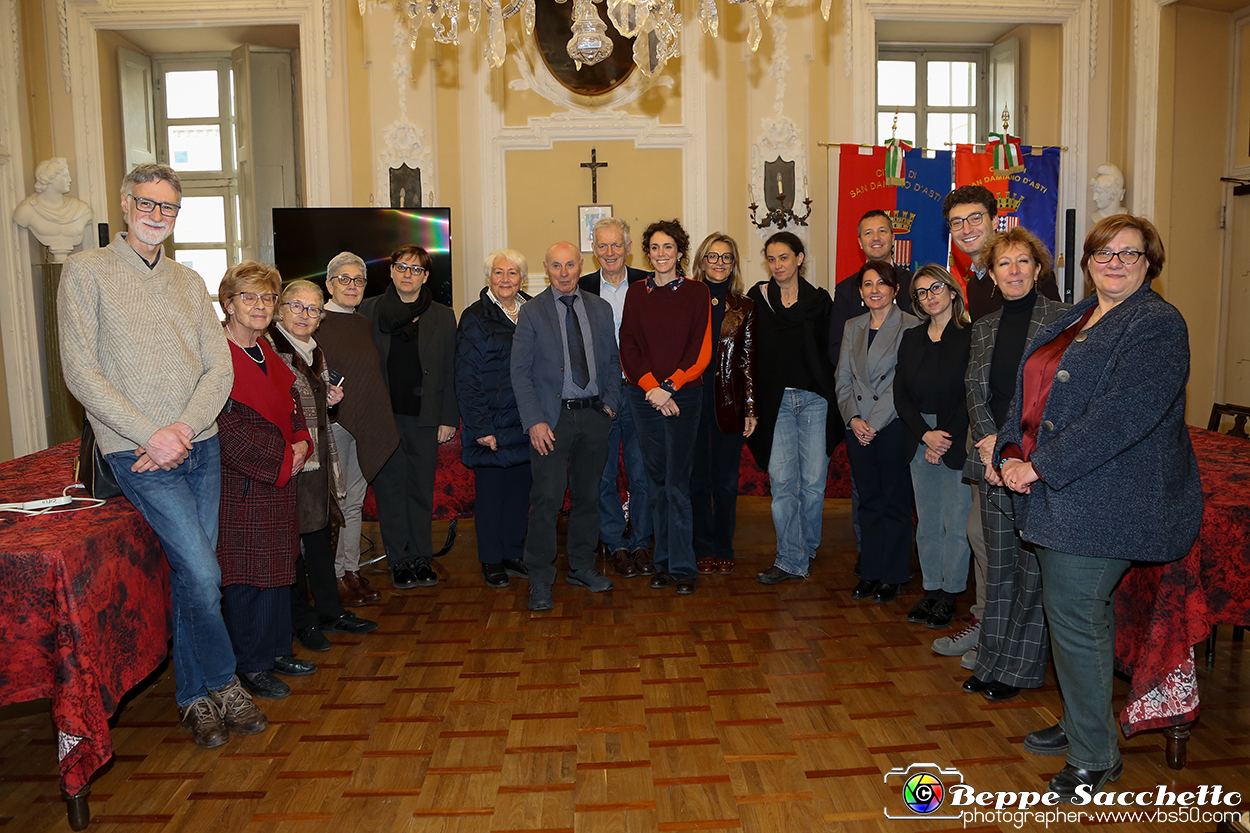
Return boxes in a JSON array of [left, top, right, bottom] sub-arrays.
[[749, 157, 812, 230]]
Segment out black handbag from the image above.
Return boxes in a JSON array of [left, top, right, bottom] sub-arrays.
[[76, 417, 122, 500]]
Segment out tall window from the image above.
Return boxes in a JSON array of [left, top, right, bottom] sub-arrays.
[[154, 57, 240, 296], [877, 49, 987, 150]]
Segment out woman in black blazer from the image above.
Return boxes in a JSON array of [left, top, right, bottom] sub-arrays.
[[893, 265, 971, 629]]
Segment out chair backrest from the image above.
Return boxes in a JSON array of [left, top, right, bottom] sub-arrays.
[[1208, 403, 1250, 439]]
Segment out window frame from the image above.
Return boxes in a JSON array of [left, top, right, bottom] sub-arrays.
[[876, 46, 989, 151]]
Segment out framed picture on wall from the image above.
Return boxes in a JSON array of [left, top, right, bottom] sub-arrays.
[[578, 204, 613, 252]]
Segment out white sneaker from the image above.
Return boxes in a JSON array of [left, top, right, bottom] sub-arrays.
[[960, 646, 979, 670], [932, 619, 981, 656]]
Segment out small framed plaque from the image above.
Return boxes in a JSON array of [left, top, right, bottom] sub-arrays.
[[578, 204, 613, 252]]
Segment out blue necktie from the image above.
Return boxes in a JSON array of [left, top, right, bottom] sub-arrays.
[[559, 294, 591, 389]]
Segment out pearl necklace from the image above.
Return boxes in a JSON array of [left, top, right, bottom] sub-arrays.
[[226, 324, 265, 364]]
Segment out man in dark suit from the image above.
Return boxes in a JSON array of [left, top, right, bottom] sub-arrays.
[[829, 209, 914, 578], [512, 241, 622, 611], [578, 217, 653, 578]]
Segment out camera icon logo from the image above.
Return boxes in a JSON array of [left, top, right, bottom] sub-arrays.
[[883, 763, 965, 820]]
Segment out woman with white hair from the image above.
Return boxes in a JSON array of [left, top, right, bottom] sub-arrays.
[[455, 249, 534, 587]]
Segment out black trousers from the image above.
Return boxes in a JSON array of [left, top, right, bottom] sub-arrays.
[[292, 526, 346, 629], [523, 408, 612, 588], [844, 418, 914, 585], [691, 383, 744, 561], [373, 415, 437, 567], [474, 463, 532, 564], [221, 583, 291, 673]]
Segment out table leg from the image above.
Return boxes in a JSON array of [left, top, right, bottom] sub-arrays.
[[61, 784, 91, 830], [1163, 722, 1192, 770]]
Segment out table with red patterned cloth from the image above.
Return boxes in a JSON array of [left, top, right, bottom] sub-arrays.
[[1115, 426, 1250, 765], [0, 440, 170, 824]]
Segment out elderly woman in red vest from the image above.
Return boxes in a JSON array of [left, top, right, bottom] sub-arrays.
[[217, 261, 311, 702]]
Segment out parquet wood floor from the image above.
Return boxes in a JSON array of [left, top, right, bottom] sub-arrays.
[[1, 498, 1247, 832]]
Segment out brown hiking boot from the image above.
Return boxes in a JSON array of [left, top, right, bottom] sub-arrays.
[[209, 676, 269, 735], [179, 697, 228, 749]]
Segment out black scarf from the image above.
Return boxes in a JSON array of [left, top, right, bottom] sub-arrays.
[[377, 283, 433, 341], [766, 277, 827, 323]]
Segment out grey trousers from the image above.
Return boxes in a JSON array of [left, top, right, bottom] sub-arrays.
[[330, 422, 368, 576]]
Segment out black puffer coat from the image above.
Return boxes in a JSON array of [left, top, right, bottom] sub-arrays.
[[455, 287, 532, 468]]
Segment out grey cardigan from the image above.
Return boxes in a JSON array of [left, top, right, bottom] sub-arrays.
[[994, 281, 1202, 563], [835, 305, 920, 430]]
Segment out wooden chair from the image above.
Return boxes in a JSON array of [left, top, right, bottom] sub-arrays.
[[1204, 403, 1248, 668]]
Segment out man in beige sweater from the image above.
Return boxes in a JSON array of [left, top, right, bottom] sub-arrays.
[[58, 163, 267, 750]]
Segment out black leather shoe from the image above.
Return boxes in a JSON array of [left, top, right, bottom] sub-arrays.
[[391, 562, 420, 589], [757, 565, 804, 585], [851, 579, 880, 600], [1024, 723, 1070, 756], [482, 562, 508, 588], [650, 572, 673, 589], [962, 675, 990, 694], [982, 681, 1020, 702], [873, 583, 900, 604], [926, 599, 955, 629], [502, 559, 529, 578], [907, 594, 940, 623], [1047, 761, 1123, 803], [241, 670, 291, 699], [321, 612, 379, 634], [411, 561, 438, 586], [273, 655, 317, 676], [675, 578, 697, 595], [294, 625, 331, 652]]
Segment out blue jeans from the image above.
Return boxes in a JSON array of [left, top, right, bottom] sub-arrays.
[[691, 382, 744, 561], [1036, 547, 1131, 771], [598, 383, 654, 553], [107, 437, 235, 707], [768, 389, 830, 576], [910, 440, 972, 593], [630, 385, 701, 581]]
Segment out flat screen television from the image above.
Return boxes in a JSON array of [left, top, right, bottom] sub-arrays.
[[271, 207, 453, 307]]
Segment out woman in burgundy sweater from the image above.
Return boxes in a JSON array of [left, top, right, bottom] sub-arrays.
[[619, 219, 713, 595]]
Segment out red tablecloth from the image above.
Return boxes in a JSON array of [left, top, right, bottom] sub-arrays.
[[1116, 426, 1250, 734], [0, 441, 170, 795]]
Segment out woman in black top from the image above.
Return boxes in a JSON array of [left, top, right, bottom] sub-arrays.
[[893, 265, 972, 629]]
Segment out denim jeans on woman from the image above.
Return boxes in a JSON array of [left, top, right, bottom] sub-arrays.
[[768, 388, 830, 576], [107, 437, 236, 708], [909, 433, 972, 594]]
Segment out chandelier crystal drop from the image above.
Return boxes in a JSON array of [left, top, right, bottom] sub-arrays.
[[567, 0, 614, 68]]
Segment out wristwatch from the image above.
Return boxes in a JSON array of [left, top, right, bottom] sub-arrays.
[[660, 379, 677, 394]]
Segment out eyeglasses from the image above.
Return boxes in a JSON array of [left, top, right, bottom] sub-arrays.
[[595, 242, 626, 252], [331, 274, 366, 287], [914, 283, 949, 300], [236, 291, 278, 307], [947, 211, 987, 231], [284, 301, 324, 319], [127, 193, 181, 217], [703, 252, 735, 265], [392, 263, 428, 276], [1090, 249, 1145, 266]]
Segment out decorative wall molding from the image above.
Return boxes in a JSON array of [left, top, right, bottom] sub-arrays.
[[57, 0, 72, 92], [507, 42, 674, 112], [1130, 0, 1178, 219], [323, 0, 335, 78], [374, 16, 434, 204], [851, 0, 1092, 289], [0, 0, 49, 455], [1090, 0, 1099, 79], [750, 17, 809, 245]]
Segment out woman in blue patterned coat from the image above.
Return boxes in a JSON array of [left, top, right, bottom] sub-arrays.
[[455, 249, 534, 588]]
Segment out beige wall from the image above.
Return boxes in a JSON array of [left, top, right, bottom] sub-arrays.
[[1237, 21, 1250, 172], [96, 30, 146, 240], [1155, 5, 1233, 425]]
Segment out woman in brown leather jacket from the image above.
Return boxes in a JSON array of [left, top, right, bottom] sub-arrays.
[[690, 232, 757, 574]]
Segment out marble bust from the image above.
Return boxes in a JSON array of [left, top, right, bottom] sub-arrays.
[[12, 158, 94, 262], [1089, 163, 1126, 225]]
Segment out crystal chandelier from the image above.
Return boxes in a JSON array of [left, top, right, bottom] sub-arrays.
[[372, 0, 832, 78]]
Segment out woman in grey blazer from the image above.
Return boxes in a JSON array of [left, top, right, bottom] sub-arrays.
[[835, 259, 920, 604]]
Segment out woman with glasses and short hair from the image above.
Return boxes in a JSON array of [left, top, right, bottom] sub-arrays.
[[360, 245, 459, 590], [268, 280, 379, 662], [995, 215, 1200, 802], [216, 262, 312, 700], [314, 254, 400, 615], [689, 232, 756, 575], [893, 265, 972, 628]]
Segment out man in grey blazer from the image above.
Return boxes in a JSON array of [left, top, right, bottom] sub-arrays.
[[512, 241, 621, 611]]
